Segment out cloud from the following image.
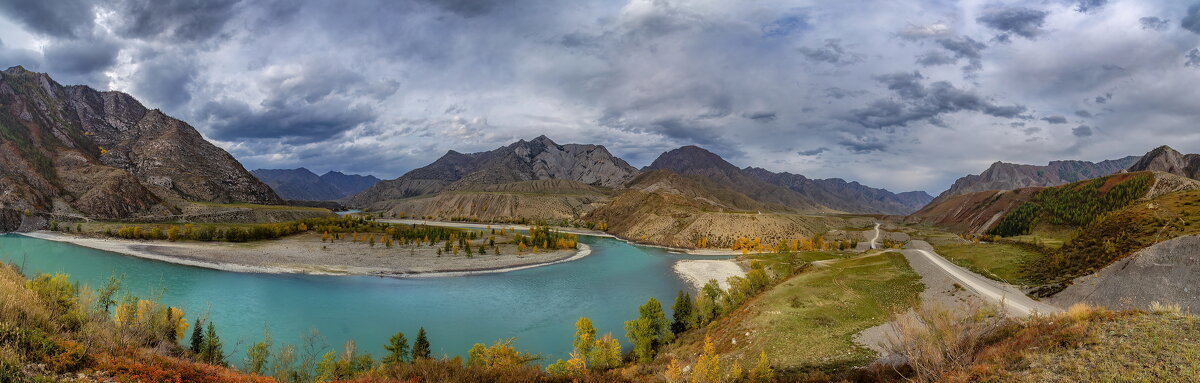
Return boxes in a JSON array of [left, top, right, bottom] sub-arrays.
[[849, 71, 1026, 129], [798, 39, 861, 66], [196, 63, 398, 142], [897, 23, 953, 41], [742, 111, 776, 123], [1041, 115, 1068, 124], [108, 0, 241, 42], [823, 87, 866, 99], [761, 15, 808, 38], [1140, 16, 1170, 31], [1075, 109, 1093, 118], [1187, 48, 1200, 67], [1184, 4, 1200, 34], [935, 36, 986, 72], [797, 147, 829, 156], [42, 37, 121, 82], [128, 49, 198, 111], [0, 0, 94, 38], [976, 6, 1048, 40], [1073, 125, 1093, 137], [1095, 93, 1112, 104], [1074, 0, 1108, 13]]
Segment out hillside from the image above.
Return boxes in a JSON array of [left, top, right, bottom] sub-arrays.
[[368, 179, 612, 223], [0, 66, 282, 229], [644, 146, 830, 213], [743, 167, 932, 215], [905, 187, 1043, 234], [586, 170, 861, 249], [346, 135, 638, 207], [252, 168, 380, 200], [933, 156, 1139, 203]]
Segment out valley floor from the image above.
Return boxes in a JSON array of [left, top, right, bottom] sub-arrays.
[[379, 218, 748, 255], [20, 231, 589, 277]]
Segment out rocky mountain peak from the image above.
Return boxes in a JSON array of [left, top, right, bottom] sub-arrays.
[[1128, 145, 1199, 179]]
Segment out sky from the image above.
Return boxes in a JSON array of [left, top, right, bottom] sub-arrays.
[[1, 0, 1199, 194]]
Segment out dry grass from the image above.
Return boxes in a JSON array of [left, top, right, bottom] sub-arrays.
[[880, 303, 1009, 382]]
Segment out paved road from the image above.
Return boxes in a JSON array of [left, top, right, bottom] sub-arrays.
[[901, 239, 1061, 317]]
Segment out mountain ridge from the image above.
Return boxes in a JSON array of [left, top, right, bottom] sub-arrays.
[[251, 168, 380, 201], [0, 66, 282, 227], [932, 155, 1141, 204]]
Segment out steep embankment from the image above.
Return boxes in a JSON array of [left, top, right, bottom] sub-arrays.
[[1049, 235, 1200, 312], [369, 179, 612, 223]]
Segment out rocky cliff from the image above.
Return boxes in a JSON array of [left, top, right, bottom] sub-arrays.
[[0, 66, 281, 224], [1126, 145, 1200, 180]]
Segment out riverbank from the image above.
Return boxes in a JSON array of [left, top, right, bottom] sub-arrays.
[[673, 259, 746, 291], [379, 218, 746, 256], [18, 231, 591, 277]]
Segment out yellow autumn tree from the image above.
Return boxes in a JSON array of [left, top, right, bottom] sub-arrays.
[[691, 336, 721, 383]]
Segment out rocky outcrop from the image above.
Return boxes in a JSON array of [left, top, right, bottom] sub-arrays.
[[644, 146, 829, 213], [0, 67, 281, 222], [347, 135, 638, 206], [1126, 145, 1200, 180], [252, 168, 380, 200], [743, 167, 932, 215], [933, 156, 1140, 203]]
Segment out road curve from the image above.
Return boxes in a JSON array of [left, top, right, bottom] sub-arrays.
[[901, 239, 1062, 317], [869, 223, 881, 249]]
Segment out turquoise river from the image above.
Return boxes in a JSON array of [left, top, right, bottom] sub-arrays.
[[0, 232, 716, 366]]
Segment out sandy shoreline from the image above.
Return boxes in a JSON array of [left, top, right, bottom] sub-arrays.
[[673, 260, 746, 291], [18, 231, 592, 278], [380, 219, 746, 256]]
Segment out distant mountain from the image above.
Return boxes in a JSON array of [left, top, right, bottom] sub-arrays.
[[1126, 145, 1200, 179], [347, 135, 638, 207], [643, 146, 829, 212], [933, 156, 1141, 203], [252, 168, 380, 201], [0, 66, 280, 227], [742, 167, 932, 215]]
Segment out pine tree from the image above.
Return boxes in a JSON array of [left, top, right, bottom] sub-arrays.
[[671, 290, 694, 334], [201, 322, 226, 366], [190, 317, 205, 353], [383, 331, 410, 364], [412, 327, 431, 360]]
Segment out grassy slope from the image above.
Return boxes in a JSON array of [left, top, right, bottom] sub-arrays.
[[1008, 313, 1200, 382], [663, 252, 922, 377], [934, 243, 1040, 286]]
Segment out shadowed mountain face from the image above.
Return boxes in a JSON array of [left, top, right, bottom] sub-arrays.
[[742, 167, 932, 215], [933, 156, 1141, 204], [0, 66, 280, 224], [643, 146, 829, 212], [1127, 145, 1200, 180], [346, 135, 639, 206], [252, 168, 380, 201]]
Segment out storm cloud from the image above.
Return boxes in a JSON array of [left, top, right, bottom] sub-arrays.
[[0, 0, 1198, 195]]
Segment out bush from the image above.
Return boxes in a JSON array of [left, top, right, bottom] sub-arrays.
[[882, 303, 1009, 382]]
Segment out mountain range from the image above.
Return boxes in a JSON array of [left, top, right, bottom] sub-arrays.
[[932, 156, 1141, 204], [908, 145, 1200, 234], [251, 168, 380, 201], [0, 66, 284, 229]]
